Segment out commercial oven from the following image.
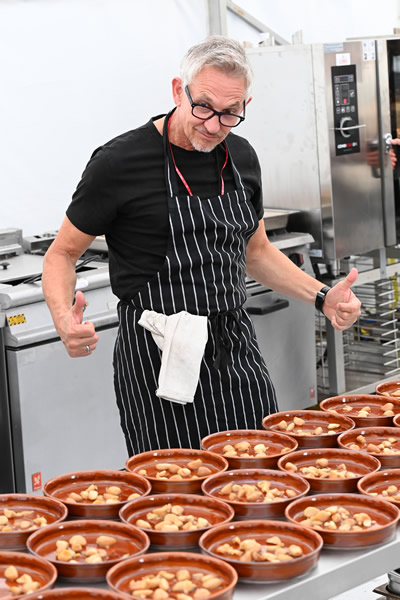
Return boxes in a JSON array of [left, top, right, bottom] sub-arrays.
[[0, 230, 127, 493], [241, 41, 397, 269]]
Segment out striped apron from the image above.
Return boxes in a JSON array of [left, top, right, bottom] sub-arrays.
[[113, 111, 278, 456]]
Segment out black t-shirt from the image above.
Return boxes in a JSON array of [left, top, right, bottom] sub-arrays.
[[67, 115, 264, 301]]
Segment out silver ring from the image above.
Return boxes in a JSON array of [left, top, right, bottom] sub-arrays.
[[85, 345, 90, 354]]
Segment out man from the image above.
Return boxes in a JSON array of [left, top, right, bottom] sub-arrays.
[[42, 35, 361, 456]]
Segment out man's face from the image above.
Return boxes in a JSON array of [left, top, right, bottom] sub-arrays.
[[179, 67, 247, 152]]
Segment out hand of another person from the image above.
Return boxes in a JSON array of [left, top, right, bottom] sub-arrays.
[[58, 290, 98, 357], [390, 138, 400, 169], [322, 268, 361, 331]]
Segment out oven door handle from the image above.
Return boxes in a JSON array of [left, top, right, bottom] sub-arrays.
[[245, 296, 289, 316]]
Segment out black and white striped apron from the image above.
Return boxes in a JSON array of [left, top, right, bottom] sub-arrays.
[[113, 111, 278, 456]]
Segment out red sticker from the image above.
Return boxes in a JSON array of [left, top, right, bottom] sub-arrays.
[[32, 472, 42, 491]]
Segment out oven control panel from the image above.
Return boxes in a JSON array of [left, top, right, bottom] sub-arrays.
[[331, 64, 360, 156]]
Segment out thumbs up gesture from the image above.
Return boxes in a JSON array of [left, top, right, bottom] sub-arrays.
[[58, 290, 99, 357], [322, 268, 361, 330]]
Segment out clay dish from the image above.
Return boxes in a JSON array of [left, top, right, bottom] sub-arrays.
[[43, 469, 151, 520], [201, 468, 310, 520], [199, 519, 322, 582], [277, 448, 381, 493], [119, 493, 235, 550], [285, 492, 400, 548], [26, 519, 150, 583], [125, 448, 228, 494], [0, 494, 68, 552], [358, 468, 400, 507], [376, 380, 400, 399], [201, 429, 298, 469], [0, 550, 57, 598], [262, 410, 355, 449], [23, 588, 124, 600], [106, 550, 238, 600], [337, 426, 400, 469], [320, 394, 400, 427], [394, 414, 400, 427]]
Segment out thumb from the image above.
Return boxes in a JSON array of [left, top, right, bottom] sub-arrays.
[[72, 290, 86, 324], [339, 267, 358, 291]]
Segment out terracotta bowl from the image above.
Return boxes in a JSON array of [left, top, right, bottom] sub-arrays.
[[26, 519, 150, 583], [22, 588, 124, 600], [201, 429, 298, 469], [285, 492, 400, 548], [0, 494, 68, 551], [262, 410, 355, 449], [201, 468, 310, 520], [358, 469, 400, 507], [119, 493, 235, 550], [277, 448, 381, 493], [0, 550, 57, 598], [394, 413, 400, 427], [337, 427, 400, 469], [199, 519, 323, 582], [125, 448, 229, 494], [320, 394, 400, 427], [106, 551, 238, 600], [43, 469, 151, 520], [376, 380, 400, 399]]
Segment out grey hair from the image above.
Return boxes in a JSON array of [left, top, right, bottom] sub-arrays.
[[180, 35, 253, 96]]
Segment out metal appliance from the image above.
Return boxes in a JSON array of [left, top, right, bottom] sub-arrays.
[[241, 41, 397, 269], [0, 229, 127, 493], [245, 211, 317, 411]]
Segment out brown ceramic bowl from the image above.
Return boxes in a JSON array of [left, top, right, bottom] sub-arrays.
[[337, 427, 400, 469], [376, 380, 400, 399], [43, 470, 151, 520], [119, 493, 235, 549], [106, 551, 238, 600], [201, 429, 298, 469], [277, 448, 381, 493], [358, 469, 400, 507], [22, 589, 124, 600], [262, 410, 355, 449], [394, 413, 400, 427], [0, 494, 68, 551], [125, 448, 229, 494], [320, 394, 400, 427], [26, 519, 150, 583], [0, 550, 57, 598], [285, 492, 400, 548], [199, 519, 322, 582], [201, 469, 310, 520]]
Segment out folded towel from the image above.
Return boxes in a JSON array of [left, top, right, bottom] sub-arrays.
[[138, 309, 208, 405]]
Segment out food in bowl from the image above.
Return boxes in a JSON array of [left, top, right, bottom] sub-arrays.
[[106, 551, 237, 600], [138, 458, 213, 481], [299, 504, 377, 532], [54, 534, 123, 564], [262, 410, 355, 449], [320, 394, 400, 427], [346, 432, 400, 455], [216, 480, 298, 503], [65, 484, 140, 505], [215, 534, 304, 562], [134, 502, 211, 532], [201, 429, 298, 470], [0, 509, 49, 532], [3, 564, 41, 595]]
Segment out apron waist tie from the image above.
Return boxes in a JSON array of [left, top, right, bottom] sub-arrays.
[[210, 308, 242, 369]]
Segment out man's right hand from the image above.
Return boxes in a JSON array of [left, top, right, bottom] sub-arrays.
[[59, 290, 99, 357]]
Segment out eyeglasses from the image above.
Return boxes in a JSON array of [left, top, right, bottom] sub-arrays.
[[184, 86, 246, 128]]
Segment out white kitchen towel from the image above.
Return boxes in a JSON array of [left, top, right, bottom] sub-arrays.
[[138, 309, 208, 405]]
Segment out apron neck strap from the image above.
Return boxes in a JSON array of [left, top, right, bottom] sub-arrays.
[[163, 108, 230, 197]]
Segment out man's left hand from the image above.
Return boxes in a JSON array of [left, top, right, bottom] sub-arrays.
[[322, 268, 361, 331]]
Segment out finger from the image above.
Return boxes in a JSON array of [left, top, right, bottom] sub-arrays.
[[72, 291, 86, 325], [339, 267, 358, 291]]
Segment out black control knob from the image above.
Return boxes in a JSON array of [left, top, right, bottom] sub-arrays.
[[339, 116, 355, 139]]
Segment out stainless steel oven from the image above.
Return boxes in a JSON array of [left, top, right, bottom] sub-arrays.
[[241, 41, 397, 270]]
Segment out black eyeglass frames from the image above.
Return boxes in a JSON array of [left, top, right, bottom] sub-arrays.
[[184, 86, 246, 127]]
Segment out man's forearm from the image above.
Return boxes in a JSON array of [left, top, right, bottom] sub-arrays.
[[42, 249, 77, 333]]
